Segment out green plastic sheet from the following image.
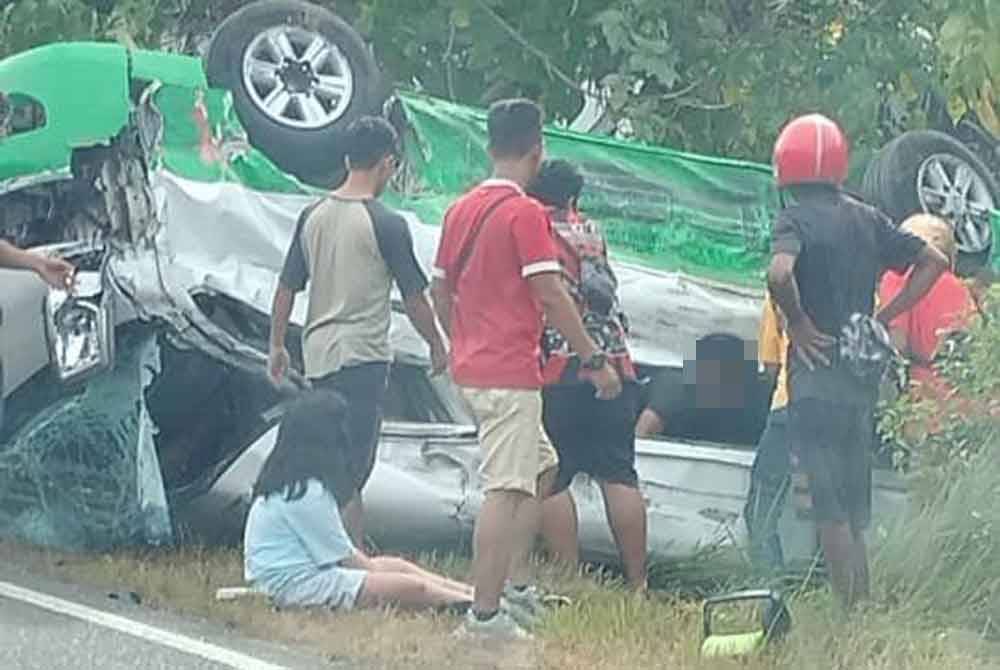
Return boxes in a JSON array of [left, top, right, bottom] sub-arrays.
[[390, 93, 780, 287]]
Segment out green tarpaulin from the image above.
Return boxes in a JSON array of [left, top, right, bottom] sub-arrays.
[[152, 85, 781, 288], [389, 92, 779, 288], [151, 85, 999, 288]]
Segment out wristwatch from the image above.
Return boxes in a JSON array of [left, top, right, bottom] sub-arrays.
[[581, 351, 608, 371]]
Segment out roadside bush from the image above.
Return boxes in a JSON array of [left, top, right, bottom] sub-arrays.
[[874, 285, 1000, 637]]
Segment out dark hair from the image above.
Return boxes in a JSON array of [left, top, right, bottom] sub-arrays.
[[343, 116, 399, 170], [696, 333, 751, 362], [487, 98, 543, 159], [252, 390, 355, 506], [527, 159, 584, 208]]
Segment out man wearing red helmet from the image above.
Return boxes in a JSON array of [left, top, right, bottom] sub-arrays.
[[766, 114, 948, 609]]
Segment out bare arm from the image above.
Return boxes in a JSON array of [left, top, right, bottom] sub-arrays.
[[528, 272, 621, 399], [528, 273, 600, 360], [767, 252, 835, 370], [430, 277, 453, 337], [403, 290, 447, 374], [766, 253, 808, 330], [0, 240, 39, 271], [876, 245, 948, 325], [0, 240, 76, 289], [269, 284, 296, 350], [267, 284, 296, 384], [403, 291, 443, 349]]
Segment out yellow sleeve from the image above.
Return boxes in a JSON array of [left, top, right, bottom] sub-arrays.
[[758, 295, 783, 366]]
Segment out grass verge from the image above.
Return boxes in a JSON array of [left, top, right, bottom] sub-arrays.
[[2, 540, 997, 670]]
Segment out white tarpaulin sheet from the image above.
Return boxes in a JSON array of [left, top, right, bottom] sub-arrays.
[[152, 172, 764, 369]]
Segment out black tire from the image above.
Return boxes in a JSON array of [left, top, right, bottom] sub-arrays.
[[862, 129, 999, 274], [204, 0, 382, 187]]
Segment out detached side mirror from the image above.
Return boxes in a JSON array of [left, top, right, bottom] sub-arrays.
[[43, 266, 114, 384]]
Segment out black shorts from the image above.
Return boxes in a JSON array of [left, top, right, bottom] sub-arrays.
[[311, 362, 389, 495], [542, 381, 641, 493], [788, 399, 873, 531]]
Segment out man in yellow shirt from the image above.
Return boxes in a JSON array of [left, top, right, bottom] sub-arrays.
[[744, 292, 791, 570]]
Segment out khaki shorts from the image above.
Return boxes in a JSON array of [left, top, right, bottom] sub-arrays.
[[460, 387, 559, 495]]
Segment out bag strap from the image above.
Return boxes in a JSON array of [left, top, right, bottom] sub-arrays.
[[452, 192, 519, 282]]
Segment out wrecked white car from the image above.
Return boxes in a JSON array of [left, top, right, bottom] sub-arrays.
[[0, 1, 918, 569]]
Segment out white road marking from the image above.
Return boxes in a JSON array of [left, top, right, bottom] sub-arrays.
[[0, 580, 289, 670]]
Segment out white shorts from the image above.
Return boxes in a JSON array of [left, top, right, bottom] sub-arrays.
[[271, 567, 367, 611]]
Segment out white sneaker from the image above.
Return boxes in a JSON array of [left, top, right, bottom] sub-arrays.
[[501, 584, 572, 628], [453, 609, 533, 641], [501, 585, 545, 629]]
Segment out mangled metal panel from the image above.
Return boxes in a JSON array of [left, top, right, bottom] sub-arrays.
[[184, 416, 908, 566]]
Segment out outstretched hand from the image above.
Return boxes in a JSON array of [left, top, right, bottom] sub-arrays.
[[35, 256, 76, 291]]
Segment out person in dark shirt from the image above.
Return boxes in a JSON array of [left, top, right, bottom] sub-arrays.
[[635, 334, 769, 446], [767, 113, 947, 609]]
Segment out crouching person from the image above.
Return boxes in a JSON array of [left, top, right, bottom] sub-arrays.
[[244, 390, 474, 612]]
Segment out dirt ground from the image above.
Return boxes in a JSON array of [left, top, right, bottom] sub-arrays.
[[1, 541, 997, 670]]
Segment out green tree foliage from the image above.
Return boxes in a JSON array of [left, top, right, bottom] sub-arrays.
[[0, 0, 994, 169]]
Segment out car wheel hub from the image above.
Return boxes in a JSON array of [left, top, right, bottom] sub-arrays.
[[916, 153, 994, 254], [242, 26, 354, 130]]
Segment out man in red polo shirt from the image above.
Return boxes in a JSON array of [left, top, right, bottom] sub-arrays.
[[431, 99, 621, 639]]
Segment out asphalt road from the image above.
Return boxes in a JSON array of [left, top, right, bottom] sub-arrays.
[[0, 562, 339, 670], [0, 595, 234, 670]]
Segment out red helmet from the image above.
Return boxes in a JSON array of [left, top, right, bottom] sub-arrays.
[[772, 114, 849, 187]]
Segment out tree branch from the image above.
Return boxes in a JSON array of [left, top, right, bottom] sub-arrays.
[[443, 19, 457, 101], [474, 0, 583, 93], [660, 80, 701, 101], [676, 99, 735, 111]]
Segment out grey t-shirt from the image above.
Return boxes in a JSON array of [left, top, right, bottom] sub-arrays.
[[770, 188, 925, 405], [279, 196, 428, 379]]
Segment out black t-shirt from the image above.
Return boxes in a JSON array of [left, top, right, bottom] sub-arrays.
[[771, 189, 925, 335], [771, 188, 926, 402], [645, 367, 770, 446]]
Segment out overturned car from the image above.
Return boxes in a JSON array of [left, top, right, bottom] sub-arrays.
[[0, 1, 936, 569]]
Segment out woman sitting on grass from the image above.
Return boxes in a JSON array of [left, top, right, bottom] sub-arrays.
[[243, 389, 474, 612]]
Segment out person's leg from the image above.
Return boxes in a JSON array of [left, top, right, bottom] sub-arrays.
[[356, 572, 471, 610], [473, 489, 530, 613], [324, 363, 390, 549], [540, 490, 579, 568], [600, 482, 647, 590], [367, 556, 474, 600], [790, 399, 858, 609], [506, 465, 556, 589], [846, 405, 875, 606], [592, 382, 647, 590], [461, 388, 553, 618], [850, 531, 871, 604], [744, 408, 791, 571], [538, 385, 581, 570], [817, 522, 858, 608]]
